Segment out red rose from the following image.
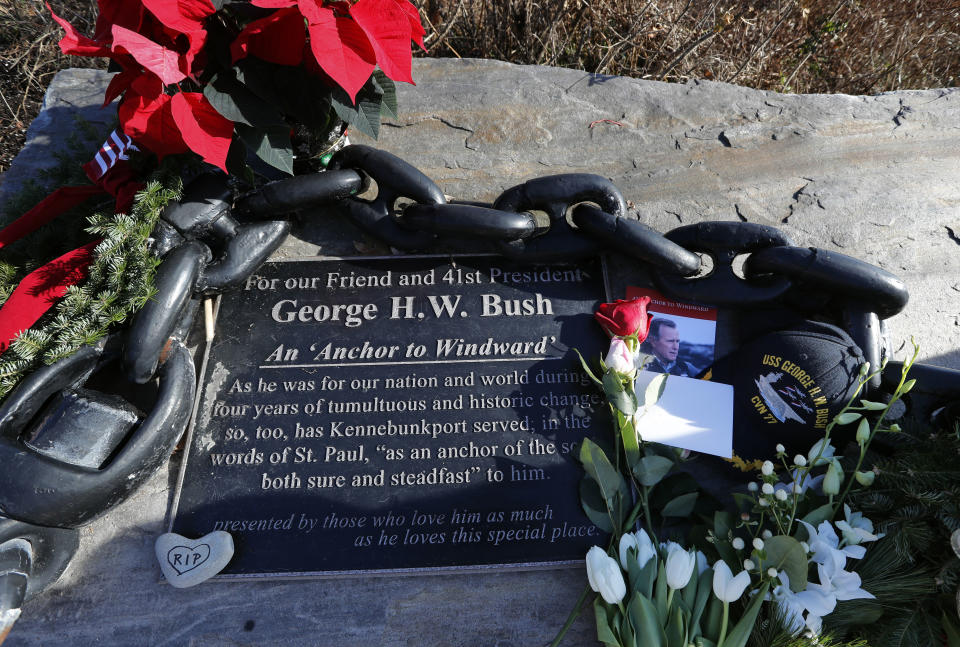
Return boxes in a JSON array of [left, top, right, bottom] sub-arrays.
[[594, 297, 652, 341]]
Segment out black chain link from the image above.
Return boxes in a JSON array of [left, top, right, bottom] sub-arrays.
[[0, 144, 928, 611]]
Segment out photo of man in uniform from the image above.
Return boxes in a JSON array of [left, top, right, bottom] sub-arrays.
[[643, 318, 701, 377]]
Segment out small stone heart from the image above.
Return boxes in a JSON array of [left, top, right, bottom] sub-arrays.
[[155, 531, 233, 588]]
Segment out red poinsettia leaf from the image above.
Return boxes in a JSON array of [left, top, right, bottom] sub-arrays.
[[111, 24, 187, 85], [47, 3, 111, 57], [141, 0, 216, 33], [231, 8, 305, 66], [170, 92, 234, 172], [397, 0, 426, 50], [350, 0, 414, 84], [179, 29, 208, 77], [297, 0, 329, 23], [95, 0, 145, 40], [252, 0, 297, 7], [305, 4, 376, 103], [118, 76, 187, 158], [102, 65, 140, 106]]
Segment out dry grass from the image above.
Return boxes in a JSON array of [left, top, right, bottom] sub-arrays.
[[1, 0, 958, 173]]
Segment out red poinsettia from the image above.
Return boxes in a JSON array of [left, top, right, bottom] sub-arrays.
[[238, 0, 425, 102], [48, 0, 424, 174]]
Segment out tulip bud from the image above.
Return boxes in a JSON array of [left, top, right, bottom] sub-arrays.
[[859, 361, 871, 376], [604, 338, 634, 375], [823, 460, 843, 495], [855, 470, 876, 486], [585, 546, 626, 604]]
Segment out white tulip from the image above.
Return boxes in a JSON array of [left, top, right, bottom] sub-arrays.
[[664, 544, 697, 590], [586, 546, 626, 604], [619, 529, 656, 570], [712, 560, 751, 603]]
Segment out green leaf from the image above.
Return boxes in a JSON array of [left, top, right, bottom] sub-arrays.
[[761, 536, 807, 593], [654, 561, 668, 621], [662, 492, 699, 517], [801, 503, 834, 527], [689, 568, 713, 639], [580, 438, 629, 533], [859, 399, 888, 411], [665, 604, 685, 647], [628, 592, 667, 647], [593, 598, 620, 647], [603, 369, 638, 415], [943, 612, 960, 647], [620, 414, 641, 468], [574, 348, 603, 386], [235, 124, 293, 175], [719, 582, 770, 647], [634, 455, 674, 487], [372, 70, 398, 119], [642, 372, 668, 408], [204, 72, 286, 128], [331, 77, 386, 139], [702, 596, 723, 642], [901, 378, 916, 393], [580, 478, 614, 533], [629, 552, 658, 599], [834, 411, 862, 425]]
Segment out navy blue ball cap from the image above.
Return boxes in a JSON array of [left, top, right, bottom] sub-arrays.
[[709, 321, 865, 461]]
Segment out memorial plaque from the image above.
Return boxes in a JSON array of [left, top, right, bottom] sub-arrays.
[[170, 255, 610, 576]]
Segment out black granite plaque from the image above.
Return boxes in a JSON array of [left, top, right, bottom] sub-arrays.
[[170, 255, 610, 576]]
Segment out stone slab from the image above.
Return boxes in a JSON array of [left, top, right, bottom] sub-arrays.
[[5, 59, 960, 646]]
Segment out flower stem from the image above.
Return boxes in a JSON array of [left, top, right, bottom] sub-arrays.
[[549, 584, 592, 647], [717, 601, 730, 647]]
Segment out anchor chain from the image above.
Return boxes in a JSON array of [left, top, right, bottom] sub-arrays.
[[0, 143, 939, 616]]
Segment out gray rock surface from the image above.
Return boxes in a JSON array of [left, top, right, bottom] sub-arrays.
[[4, 59, 960, 646]]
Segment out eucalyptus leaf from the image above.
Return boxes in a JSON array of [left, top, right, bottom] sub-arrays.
[[642, 372, 668, 408], [628, 592, 667, 647], [634, 455, 673, 487], [800, 503, 834, 528], [859, 399, 888, 410], [235, 124, 293, 175], [579, 478, 614, 533], [718, 582, 770, 647], [662, 492, 698, 517], [762, 536, 807, 593], [834, 411, 862, 425], [603, 370, 638, 415]]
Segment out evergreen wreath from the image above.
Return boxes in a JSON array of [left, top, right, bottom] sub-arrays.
[[0, 127, 181, 400]]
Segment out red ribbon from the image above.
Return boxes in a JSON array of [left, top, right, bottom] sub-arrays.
[[0, 156, 145, 355], [0, 241, 100, 354]]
